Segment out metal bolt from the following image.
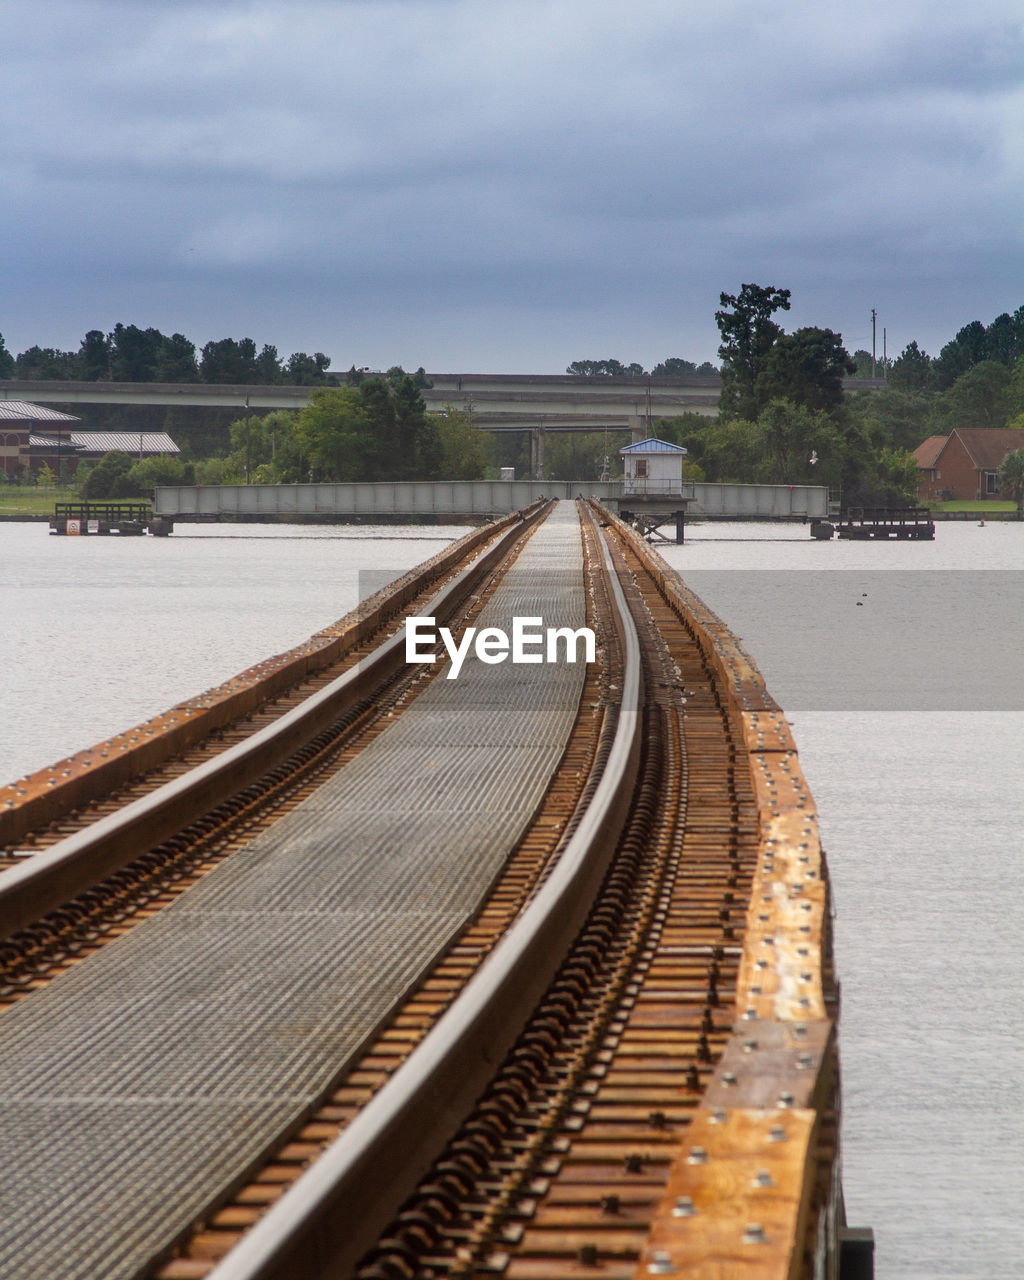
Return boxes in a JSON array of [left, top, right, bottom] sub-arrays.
[[769, 1124, 787, 1142], [743, 1223, 769, 1244], [753, 1170, 775, 1188], [648, 1250, 676, 1274], [743, 1038, 759, 1052], [673, 1195, 697, 1218], [722, 1071, 737, 1086], [688, 1146, 709, 1165], [778, 1091, 795, 1107]]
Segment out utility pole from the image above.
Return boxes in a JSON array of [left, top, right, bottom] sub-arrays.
[[871, 309, 877, 378]]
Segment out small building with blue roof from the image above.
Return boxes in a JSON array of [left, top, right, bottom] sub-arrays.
[[619, 437, 688, 496]]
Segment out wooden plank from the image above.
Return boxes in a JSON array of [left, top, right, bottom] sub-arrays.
[[633, 1109, 818, 1280]]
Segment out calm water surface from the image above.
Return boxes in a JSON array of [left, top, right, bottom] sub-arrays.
[[660, 520, 1024, 1280], [0, 522, 471, 784], [2, 515, 1022, 1277]]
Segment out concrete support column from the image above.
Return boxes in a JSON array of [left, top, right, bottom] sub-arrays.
[[531, 427, 546, 480], [628, 415, 646, 443]]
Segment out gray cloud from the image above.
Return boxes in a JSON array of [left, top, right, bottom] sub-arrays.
[[4, 0, 1024, 369]]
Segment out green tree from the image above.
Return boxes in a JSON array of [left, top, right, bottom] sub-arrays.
[[287, 387, 370, 481], [651, 358, 697, 375], [224, 410, 298, 480], [0, 333, 14, 378], [78, 450, 136, 498], [983, 310, 1024, 365], [847, 349, 877, 377], [998, 448, 1024, 516], [876, 446, 923, 505], [125, 454, 195, 491], [847, 387, 934, 452], [566, 359, 645, 377], [200, 338, 260, 383], [715, 283, 791, 419], [668, 416, 768, 483], [433, 407, 489, 479], [155, 333, 199, 382], [110, 324, 166, 381], [14, 346, 78, 378], [544, 431, 623, 483], [756, 327, 856, 413], [255, 344, 283, 383], [932, 360, 1011, 431], [78, 330, 111, 380], [285, 351, 331, 385], [888, 341, 932, 391], [932, 320, 988, 389]]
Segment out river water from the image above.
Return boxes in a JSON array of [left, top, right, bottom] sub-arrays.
[[1, 515, 1022, 1278]]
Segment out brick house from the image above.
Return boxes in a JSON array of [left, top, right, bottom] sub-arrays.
[[913, 427, 1024, 501]]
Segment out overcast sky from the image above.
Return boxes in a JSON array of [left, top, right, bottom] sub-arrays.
[[4, 0, 1024, 374]]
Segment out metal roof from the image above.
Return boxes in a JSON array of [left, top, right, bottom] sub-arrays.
[[29, 434, 84, 453], [619, 437, 687, 454], [0, 399, 79, 422], [68, 431, 179, 455], [29, 431, 179, 455]]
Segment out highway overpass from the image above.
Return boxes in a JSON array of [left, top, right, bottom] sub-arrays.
[[0, 372, 886, 437]]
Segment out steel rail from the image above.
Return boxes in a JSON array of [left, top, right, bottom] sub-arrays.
[[202, 519, 644, 1280], [0, 503, 551, 945]]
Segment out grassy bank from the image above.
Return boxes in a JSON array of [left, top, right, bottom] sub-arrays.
[[0, 486, 81, 517], [933, 499, 1016, 513]]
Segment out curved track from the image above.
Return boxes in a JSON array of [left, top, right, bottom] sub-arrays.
[[0, 501, 841, 1280]]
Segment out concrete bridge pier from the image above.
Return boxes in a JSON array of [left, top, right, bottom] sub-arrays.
[[530, 426, 546, 480], [628, 414, 647, 442]]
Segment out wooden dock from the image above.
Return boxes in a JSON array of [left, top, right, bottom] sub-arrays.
[[50, 501, 152, 536], [836, 507, 935, 540]]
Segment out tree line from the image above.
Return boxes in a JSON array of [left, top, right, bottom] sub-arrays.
[[0, 325, 339, 386], [6, 293, 1024, 505], [566, 357, 719, 377], [570, 287, 1024, 504], [71, 371, 489, 500]]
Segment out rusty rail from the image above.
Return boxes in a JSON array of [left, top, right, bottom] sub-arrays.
[[0, 503, 551, 943], [0, 503, 546, 847], [606, 509, 842, 1280]]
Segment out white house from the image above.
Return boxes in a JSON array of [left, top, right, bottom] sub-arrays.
[[620, 438, 688, 496]]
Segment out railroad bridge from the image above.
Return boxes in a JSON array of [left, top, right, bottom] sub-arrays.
[[0, 501, 869, 1280]]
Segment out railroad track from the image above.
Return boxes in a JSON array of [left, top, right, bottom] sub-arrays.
[[0, 500, 843, 1280], [0, 503, 551, 998]]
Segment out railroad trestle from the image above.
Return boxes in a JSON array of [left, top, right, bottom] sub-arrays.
[[0, 499, 866, 1280]]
